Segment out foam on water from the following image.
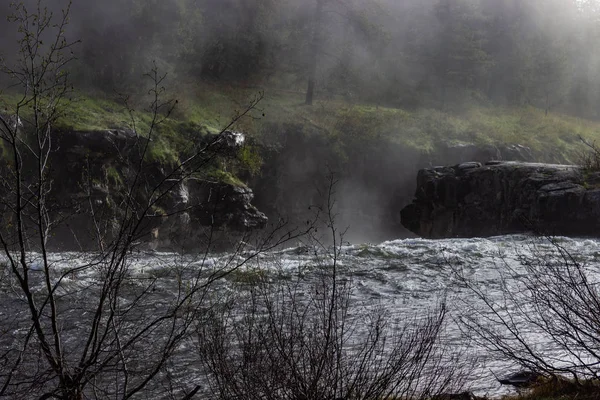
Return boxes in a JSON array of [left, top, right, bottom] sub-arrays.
[[3, 234, 600, 397]]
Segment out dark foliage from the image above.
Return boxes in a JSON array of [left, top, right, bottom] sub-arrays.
[[4, 0, 594, 115]]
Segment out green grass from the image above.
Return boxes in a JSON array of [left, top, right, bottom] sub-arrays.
[[59, 95, 144, 131], [0, 92, 143, 132], [178, 84, 600, 163], [260, 95, 600, 163], [3, 83, 600, 172], [199, 167, 246, 187], [104, 165, 123, 187]]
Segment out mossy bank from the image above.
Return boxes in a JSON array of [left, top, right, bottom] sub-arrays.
[[4, 84, 600, 246]]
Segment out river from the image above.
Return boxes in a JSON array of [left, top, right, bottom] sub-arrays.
[[3, 234, 599, 398]]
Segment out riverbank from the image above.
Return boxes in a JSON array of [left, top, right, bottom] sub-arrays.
[[4, 83, 599, 164], [4, 84, 600, 245], [499, 377, 600, 400]]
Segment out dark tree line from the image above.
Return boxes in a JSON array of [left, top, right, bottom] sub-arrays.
[[3, 0, 598, 117]]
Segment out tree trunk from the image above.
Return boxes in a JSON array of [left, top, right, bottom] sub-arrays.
[[306, 0, 325, 105]]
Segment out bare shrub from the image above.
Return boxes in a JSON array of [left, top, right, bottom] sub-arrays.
[[0, 2, 301, 398], [198, 178, 466, 400], [578, 136, 600, 171], [457, 236, 600, 384]]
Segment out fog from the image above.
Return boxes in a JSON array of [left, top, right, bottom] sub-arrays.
[[1, 0, 599, 241], [2, 0, 597, 115]]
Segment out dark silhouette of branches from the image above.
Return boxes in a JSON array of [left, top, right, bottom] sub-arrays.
[[457, 236, 600, 384], [0, 2, 299, 399], [199, 175, 467, 400]]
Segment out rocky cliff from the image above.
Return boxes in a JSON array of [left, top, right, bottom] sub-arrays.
[[3, 120, 554, 249], [401, 161, 600, 238], [2, 127, 267, 251]]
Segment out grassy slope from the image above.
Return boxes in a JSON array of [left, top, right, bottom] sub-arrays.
[[254, 91, 600, 163], [3, 83, 600, 166], [0, 89, 244, 185], [178, 83, 600, 164]]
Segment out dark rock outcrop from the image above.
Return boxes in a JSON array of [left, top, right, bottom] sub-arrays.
[[2, 128, 267, 251], [150, 179, 267, 250], [497, 370, 542, 388], [401, 161, 600, 238]]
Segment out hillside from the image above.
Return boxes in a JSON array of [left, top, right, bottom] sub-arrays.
[[4, 83, 600, 169]]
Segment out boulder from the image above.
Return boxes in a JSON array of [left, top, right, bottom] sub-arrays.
[[219, 130, 245, 148], [147, 179, 267, 251], [497, 370, 542, 388], [401, 161, 600, 238]]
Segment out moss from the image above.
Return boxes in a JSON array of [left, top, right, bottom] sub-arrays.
[[105, 165, 123, 187], [580, 169, 600, 190], [237, 144, 263, 176], [150, 205, 167, 217], [196, 167, 246, 187], [56, 94, 146, 132], [5, 83, 600, 187], [147, 139, 180, 166]]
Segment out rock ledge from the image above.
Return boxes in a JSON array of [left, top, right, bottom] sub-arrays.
[[401, 161, 600, 238]]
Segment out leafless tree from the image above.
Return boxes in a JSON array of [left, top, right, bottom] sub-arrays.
[[198, 176, 467, 400], [0, 2, 304, 399], [457, 236, 600, 384], [578, 135, 600, 171]]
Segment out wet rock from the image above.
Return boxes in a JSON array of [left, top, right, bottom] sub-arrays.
[[497, 370, 542, 388], [439, 143, 501, 164], [58, 128, 143, 156], [401, 161, 600, 238], [186, 180, 267, 230], [458, 162, 482, 170], [149, 179, 267, 251], [0, 113, 23, 131], [501, 144, 534, 162], [219, 130, 245, 148], [251, 120, 540, 242], [4, 128, 267, 251]]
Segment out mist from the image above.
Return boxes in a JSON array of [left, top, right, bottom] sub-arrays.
[[1, 0, 598, 242], [0, 0, 595, 114]]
